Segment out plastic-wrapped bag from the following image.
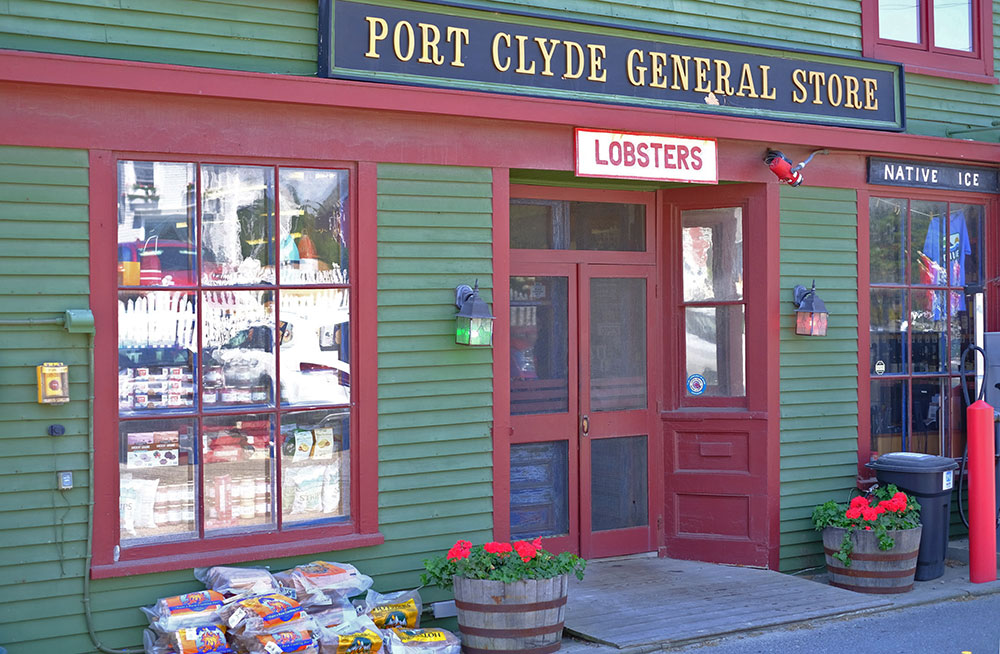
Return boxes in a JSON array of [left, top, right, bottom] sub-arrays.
[[221, 593, 311, 635], [239, 629, 321, 654], [306, 591, 358, 628], [318, 614, 383, 654], [143, 626, 233, 654], [172, 626, 233, 654], [384, 628, 461, 654], [141, 590, 226, 633], [359, 589, 421, 630], [195, 566, 278, 597], [275, 561, 372, 599]]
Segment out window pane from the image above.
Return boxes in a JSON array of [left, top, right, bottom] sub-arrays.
[[685, 305, 746, 397], [120, 417, 197, 545], [279, 168, 350, 285], [911, 378, 945, 455], [591, 278, 646, 411], [569, 202, 645, 251], [950, 291, 975, 374], [911, 201, 949, 286], [911, 289, 947, 373], [118, 291, 197, 414], [202, 165, 275, 286], [879, 0, 920, 43], [682, 208, 743, 302], [118, 161, 197, 287], [870, 288, 907, 375], [871, 378, 907, 454], [946, 205, 982, 287], [280, 289, 351, 407], [510, 276, 569, 415], [281, 409, 351, 526], [591, 436, 648, 531], [203, 414, 275, 534], [510, 441, 569, 539], [203, 291, 275, 408], [510, 200, 559, 249], [946, 377, 972, 457], [869, 197, 906, 284], [933, 0, 973, 51]]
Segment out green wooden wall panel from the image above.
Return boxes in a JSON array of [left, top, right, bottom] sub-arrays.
[[0, 144, 93, 654], [779, 185, 860, 572], [0, 0, 317, 74]]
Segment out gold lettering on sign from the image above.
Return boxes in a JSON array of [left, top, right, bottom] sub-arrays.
[[418, 23, 444, 65], [393, 21, 415, 61], [492, 32, 511, 72], [693, 57, 712, 92], [587, 44, 607, 82], [650, 52, 669, 89], [736, 63, 758, 98], [563, 41, 585, 79], [514, 35, 536, 74], [863, 78, 879, 110], [627, 49, 645, 86], [365, 16, 388, 59], [844, 75, 861, 109], [759, 65, 776, 100], [670, 54, 691, 91], [714, 59, 734, 96], [446, 27, 469, 67], [535, 37, 561, 76], [791, 68, 808, 104]]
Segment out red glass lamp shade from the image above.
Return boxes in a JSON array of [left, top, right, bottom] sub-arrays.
[[793, 282, 829, 337]]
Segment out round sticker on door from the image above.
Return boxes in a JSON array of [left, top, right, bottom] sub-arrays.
[[875, 360, 886, 375], [686, 374, 707, 396]]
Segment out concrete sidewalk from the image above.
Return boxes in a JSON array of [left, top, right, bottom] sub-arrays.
[[559, 542, 1000, 652]]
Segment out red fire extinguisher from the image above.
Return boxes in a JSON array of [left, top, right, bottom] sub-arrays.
[[962, 345, 996, 583]]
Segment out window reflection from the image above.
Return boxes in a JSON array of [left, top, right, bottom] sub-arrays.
[[202, 291, 275, 408], [280, 289, 351, 406], [279, 169, 350, 285], [281, 409, 351, 526], [203, 414, 275, 534], [202, 165, 275, 286]]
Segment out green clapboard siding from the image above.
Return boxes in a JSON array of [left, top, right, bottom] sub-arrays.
[[0, 0, 318, 74], [1, 155, 496, 653], [779, 185, 860, 573], [0, 145, 95, 654]]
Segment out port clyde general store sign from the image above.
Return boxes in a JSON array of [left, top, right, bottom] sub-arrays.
[[321, 0, 904, 130]]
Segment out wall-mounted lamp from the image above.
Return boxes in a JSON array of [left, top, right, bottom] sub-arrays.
[[455, 281, 495, 346], [793, 281, 829, 337]]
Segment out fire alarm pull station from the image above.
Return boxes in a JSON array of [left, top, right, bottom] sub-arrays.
[[37, 362, 70, 404]]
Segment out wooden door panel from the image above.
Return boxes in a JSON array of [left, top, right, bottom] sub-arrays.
[[663, 418, 770, 567]]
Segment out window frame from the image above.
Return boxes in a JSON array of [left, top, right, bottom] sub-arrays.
[[90, 153, 381, 579], [861, 0, 996, 83], [858, 185, 996, 469]]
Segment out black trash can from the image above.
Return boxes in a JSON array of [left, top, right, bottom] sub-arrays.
[[866, 452, 959, 581]]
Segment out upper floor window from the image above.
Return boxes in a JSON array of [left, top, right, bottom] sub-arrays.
[[862, 0, 995, 82]]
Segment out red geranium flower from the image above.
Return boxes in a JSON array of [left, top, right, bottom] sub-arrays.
[[484, 542, 513, 554], [861, 507, 879, 521], [850, 496, 870, 509], [513, 540, 538, 562]]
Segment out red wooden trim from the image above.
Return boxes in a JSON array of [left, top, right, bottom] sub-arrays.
[[857, 189, 874, 478], [763, 181, 782, 571], [491, 167, 512, 543], [90, 150, 120, 569], [91, 531, 385, 579], [4, 50, 1000, 166], [356, 161, 380, 534]]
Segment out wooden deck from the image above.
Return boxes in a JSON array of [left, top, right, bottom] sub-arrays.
[[561, 555, 890, 650]]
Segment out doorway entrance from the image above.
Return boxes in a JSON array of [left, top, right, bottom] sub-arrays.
[[506, 187, 659, 559]]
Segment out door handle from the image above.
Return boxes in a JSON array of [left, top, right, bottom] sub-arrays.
[[581, 414, 589, 437]]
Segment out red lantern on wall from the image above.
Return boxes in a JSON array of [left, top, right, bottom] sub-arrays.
[[793, 281, 829, 336]]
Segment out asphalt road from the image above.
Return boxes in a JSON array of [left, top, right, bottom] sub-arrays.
[[666, 593, 1000, 654]]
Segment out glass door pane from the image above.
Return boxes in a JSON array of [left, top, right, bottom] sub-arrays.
[[510, 276, 569, 415], [590, 278, 646, 411], [591, 435, 648, 531]]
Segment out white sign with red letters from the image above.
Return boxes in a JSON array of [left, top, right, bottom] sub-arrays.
[[575, 128, 718, 184]]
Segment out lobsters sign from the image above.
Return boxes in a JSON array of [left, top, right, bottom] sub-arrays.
[[575, 129, 718, 184]]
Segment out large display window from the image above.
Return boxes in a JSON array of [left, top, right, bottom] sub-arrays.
[[92, 157, 379, 576], [867, 195, 985, 457]]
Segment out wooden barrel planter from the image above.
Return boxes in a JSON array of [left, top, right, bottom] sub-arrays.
[[822, 526, 922, 594], [453, 574, 568, 654]]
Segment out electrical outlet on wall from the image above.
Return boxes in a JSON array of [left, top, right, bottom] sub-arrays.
[[57, 471, 73, 490]]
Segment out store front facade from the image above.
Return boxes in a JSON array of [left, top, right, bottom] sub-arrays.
[[3, 0, 1000, 651]]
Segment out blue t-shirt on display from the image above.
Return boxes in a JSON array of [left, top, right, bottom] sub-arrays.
[[923, 210, 971, 317]]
